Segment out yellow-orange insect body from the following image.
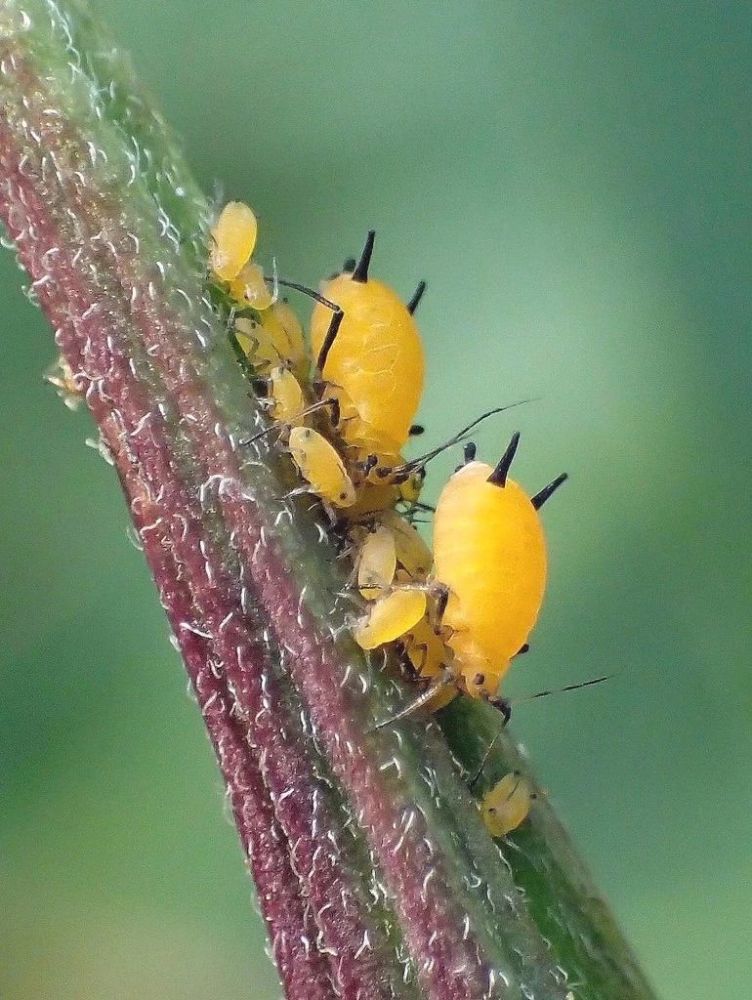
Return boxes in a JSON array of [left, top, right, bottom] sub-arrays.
[[229, 261, 274, 311], [210, 201, 258, 282], [353, 587, 427, 650], [263, 301, 308, 381], [234, 305, 309, 378], [268, 367, 306, 426], [481, 771, 535, 837], [309, 233, 425, 466], [341, 483, 402, 521], [401, 614, 457, 712], [287, 426, 357, 509], [376, 509, 432, 580], [431, 433, 566, 703], [357, 525, 397, 600]]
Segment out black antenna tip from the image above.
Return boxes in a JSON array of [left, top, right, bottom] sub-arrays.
[[531, 472, 568, 510], [407, 280, 427, 315], [351, 230, 375, 283], [487, 432, 521, 487]]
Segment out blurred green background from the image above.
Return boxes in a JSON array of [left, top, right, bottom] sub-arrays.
[[2, 3, 750, 998]]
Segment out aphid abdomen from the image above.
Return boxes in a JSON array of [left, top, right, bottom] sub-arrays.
[[310, 277, 424, 455]]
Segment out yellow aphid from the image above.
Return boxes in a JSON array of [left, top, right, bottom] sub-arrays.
[[288, 426, 357, 508], [210, 201, 258, 282], [377, 510, 432, 579], [265, 301, 308, 381], [353, 588, 427, 651], [309, 232, 425, 464], [234, 316, 280, 372], [403, 615, 446, 679], [268, 367, 306, 426], [429, 432, 568, 715], [357, 525, 398, 600], [229, 261, 274, 310], [433, 436, 552, 698], [481, 771, 535, 837]]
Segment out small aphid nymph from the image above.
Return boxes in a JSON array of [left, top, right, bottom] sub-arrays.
[[210, 201, 258, 283], [481, 771, 536, 837]]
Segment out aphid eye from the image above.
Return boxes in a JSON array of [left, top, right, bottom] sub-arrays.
[[473, 673, 485, 686]]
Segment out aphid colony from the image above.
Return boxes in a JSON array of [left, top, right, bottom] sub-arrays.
[[209, 202, 567, 837]]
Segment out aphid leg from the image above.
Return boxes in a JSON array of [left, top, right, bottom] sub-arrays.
[[432, 583, 450, 627], [240, 398, 340, 445], [396, 642, 421, 681], [487, 695, 513, 727], [370, 668, 455, 731], [277, 485, 313, 502], [467, 732, 503, 788]]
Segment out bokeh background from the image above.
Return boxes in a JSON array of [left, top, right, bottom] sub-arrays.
[[2, 3, 750, 998]]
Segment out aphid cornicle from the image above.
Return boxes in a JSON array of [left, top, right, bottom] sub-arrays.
[[309, 231, 426, 467]]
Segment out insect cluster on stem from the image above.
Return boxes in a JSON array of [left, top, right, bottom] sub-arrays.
[[207, 201, 576, 838]]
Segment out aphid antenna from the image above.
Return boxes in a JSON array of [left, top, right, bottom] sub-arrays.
[[393, 400, 534, 476], [351, 229, 376, 283], [512, 673, 615, 707], [240, 398, 339, 445], [406, 280, 427, 315], [370, 669, 454, 731], [263, 274, 341, 313]]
